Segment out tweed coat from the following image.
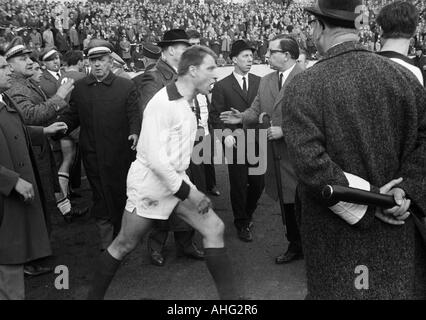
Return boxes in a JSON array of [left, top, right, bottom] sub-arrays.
[[58, 72, 140, 230], [242, 64, 304, 203], [6, 74, 64, 207], [0, 94, 51, 264], [282, 42, 426, 299]]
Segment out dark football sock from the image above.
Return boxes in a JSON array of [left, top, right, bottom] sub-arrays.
[[204, 247, 238, 300], [87, 250, 121, 300]]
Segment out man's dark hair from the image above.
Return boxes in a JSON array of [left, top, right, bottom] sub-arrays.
[[178, 45, 217, 76], [272, 34, 300, 60], [187, 29, 201, 40], [63, 50, 84, 66], [376, 1, 419, 39]]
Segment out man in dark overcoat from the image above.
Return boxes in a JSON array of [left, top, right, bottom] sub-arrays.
[[132, 29, 204, 266], [210, 39, 264, 242], [58, 39, 141, 250], [0, 54, 67, 299], [282, 0, 426, 299]]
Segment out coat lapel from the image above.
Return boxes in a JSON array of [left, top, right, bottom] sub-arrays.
[[230, 74, 249, 103], [43, 71, 59, 89], [267, 72, 280, 102], [273, 64, 303, 110], [247, 73, 258, 103]]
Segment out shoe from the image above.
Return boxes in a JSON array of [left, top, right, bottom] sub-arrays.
[[275, 247, 303, 264], [237, 227, 253, 242], [207, 186, 220, 196], [150, 250, 165, 266], [177, 243, 204, 260], [24, 264, 53, 277]]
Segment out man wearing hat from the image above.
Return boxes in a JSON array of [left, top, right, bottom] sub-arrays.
[[130, 44, 145, 71], [4, 39, 85, 229], [57, 39, 141, 250], [210, 39, 263, 243], [111, 52, 132, 80], [281, 0, 426, 299], [39, 46, 62, 99], [140, 43, 161, 72], [37, 46, 88, 222], [3, 39, 78, 277], [133, 29, 204, 267], [0, 53, 69, 299], [220, 35, 304, 263], [376, 1, 423, 85]]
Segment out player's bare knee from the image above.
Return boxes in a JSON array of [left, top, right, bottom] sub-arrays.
[[204, 215, 225, 239]]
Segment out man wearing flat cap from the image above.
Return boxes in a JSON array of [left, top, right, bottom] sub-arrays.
[[5, 39, 84, 232], [133, 29, 204, 267], [0, 53, 69, 299], [281, 0, 426, 299], [210, 39, 263, 243], [39, 46, 63, 99], [57, 39, 141, 250], [111, 52, 132, 80]]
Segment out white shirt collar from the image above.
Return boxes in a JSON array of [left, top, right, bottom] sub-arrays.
[[233, 71, 249, 90], [279, 63, 296, 86], [0, 93, 4, 105], [47, 69, 61, 80]]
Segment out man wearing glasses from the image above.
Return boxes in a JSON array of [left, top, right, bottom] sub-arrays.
[[220, 35, 304, 264], [282, 0, 426, 299]]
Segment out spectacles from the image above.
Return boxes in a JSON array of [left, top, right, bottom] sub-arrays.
[[267, 49, 285, 55]]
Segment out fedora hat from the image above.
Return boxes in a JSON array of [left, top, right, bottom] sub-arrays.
[[157, 29, 190, 48], [305, 0, 363, 22], [229, 40, 256, 59]]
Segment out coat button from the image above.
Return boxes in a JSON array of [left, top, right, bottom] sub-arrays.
[[14, 135, 18, 139], [19, 162, 24, 167]]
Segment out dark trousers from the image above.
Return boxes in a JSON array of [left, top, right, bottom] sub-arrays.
[[228, 162, 264, 230], [283, 204, 301, 246], [204, 163, 216, 191], [204, 134, 217, 191]]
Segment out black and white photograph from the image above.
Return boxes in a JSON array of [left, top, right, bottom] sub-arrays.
[[0, 0, 425, 311]]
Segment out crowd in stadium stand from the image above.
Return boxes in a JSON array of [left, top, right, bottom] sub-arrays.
[[0, 0, 425, 67]]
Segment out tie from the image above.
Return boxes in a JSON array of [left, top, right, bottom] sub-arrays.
[[56, 72, 61, 80], [242, 76, 247, 95], [278, 73, 283, 90]]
